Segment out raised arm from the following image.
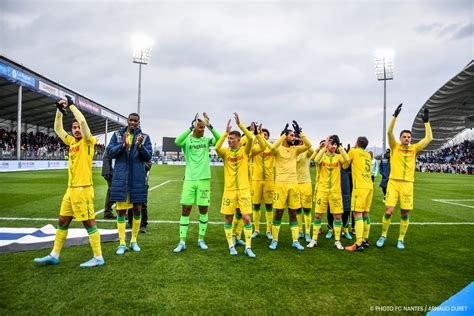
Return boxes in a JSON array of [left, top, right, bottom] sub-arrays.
[[215, 120, 230, 157], [388, 103, 402, 149], [414, 109, 433, 153], [306, 147, 314, 158], [69, 104, 92, 140], [313, 147, 326, 164], [339, 146, 350, 169], [54, 110, 68, 143], [296, 132, 312, 154]]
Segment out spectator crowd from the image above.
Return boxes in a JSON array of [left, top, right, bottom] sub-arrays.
[[417, 140, 473, 174], [0, 128, 105, 160]]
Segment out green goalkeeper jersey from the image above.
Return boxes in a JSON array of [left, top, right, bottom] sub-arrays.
[[175, 128, 221, 180]]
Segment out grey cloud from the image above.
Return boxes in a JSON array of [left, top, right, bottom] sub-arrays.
[[451, 22, 473, 40]]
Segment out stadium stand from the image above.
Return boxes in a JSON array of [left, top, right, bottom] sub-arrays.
[[412, 60, 474, 174], [0, 54, 126, 161]]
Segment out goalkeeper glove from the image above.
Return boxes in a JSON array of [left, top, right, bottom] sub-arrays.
[[280, 123, 290, 136], [422, 108, 429, 123], [393, 103, 402, 117]]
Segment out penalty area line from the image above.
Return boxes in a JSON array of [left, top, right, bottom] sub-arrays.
[[0, 217, 474, 225]]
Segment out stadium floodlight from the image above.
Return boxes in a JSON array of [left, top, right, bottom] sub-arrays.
[[131, 33, 153, 116], [374, 49, 395, 153]]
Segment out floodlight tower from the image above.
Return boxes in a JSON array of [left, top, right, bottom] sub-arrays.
[[374, 50, 394, 153], [132, 34, 153, 116]]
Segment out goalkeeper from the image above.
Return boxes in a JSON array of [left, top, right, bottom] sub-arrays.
[[173, 113, 221, 253]]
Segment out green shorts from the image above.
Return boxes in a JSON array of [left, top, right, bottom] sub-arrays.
[[180, 179, 211, 206]]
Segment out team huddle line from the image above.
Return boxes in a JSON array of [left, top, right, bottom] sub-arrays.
[[33, 98, 432, 267]]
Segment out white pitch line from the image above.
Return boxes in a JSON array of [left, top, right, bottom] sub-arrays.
[[432, 199, 474, 209], [95, 180, 174, 216], [0, 217, 474, 225]]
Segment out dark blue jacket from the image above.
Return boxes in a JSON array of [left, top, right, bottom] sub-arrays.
[[341, 167, 352, 212], [379, 157, 391, 188], [106, 127, 152, 203]]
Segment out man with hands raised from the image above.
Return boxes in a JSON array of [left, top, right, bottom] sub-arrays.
[[264, 121, 312, 251], [215, 113, 265, 258], [173, 113, 221, 253]]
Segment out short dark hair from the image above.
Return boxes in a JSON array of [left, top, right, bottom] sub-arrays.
[[229, 131, 241, 138], [356, 136, 369, 149], [262, 128, 270, 137], [400, 130, 412, 137], [72, 119, 78, 125], [128, 113, 140, 120]]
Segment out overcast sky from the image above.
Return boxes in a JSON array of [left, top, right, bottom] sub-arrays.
[[0, 0, 472, 151]]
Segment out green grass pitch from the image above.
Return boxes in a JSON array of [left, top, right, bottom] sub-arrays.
[[0, 165, 473, 314]]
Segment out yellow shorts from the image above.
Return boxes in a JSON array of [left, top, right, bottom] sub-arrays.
[[386, 179, 413, 210], [221, 189, 252, 215], [351, 188, 373, 212], [116, 194, 133, 210], [252, 180, 274, 205], [59, 186, 95, 221], [298, 182, 313, 209], [314, 190, 343, 214], [273, 183, 301, 210]]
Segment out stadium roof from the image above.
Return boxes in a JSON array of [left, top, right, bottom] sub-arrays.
[[411, 60, 474, 151], [0, 54, 127, 135]]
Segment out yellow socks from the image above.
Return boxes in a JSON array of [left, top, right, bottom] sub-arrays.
[[87, 225, 102, 259], [363, 215, 371, 241], [312, 219, 322, 240], [354, 217, 364, 246], [272, 220, 281, 241], [253, 210, 261, 233], [334, 220, 342, 241], [131, 215, 141, 243], [117, 216, 126, 245], [265, 209, 273, 233], [290, 221, 299, 242], [224, 223, 233, 247], [51, 225, 68, 258], [244, 224, 252, 248], [381, 214, 392, 238], [303, 210, 312, 235], [398, 215, 409, 241], [296, 210, 303, 232]]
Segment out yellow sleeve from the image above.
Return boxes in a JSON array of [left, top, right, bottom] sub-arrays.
[[215, 131, 227, 158], [267, 135, 285, 154], [313, 147, 326, 164], [54, 110, 70, 144], [69, 105, 92, 141], [339, 146, 350, 169], [306, 147, 314, 158], [296, 132, 312, 154], [238, 123, 254, 156], [310, 147, 320, 161], [252, 134, 266, 155], [414, 122, 433, 153], [347, 149, 354, 164], [387, 116, 398, 149]]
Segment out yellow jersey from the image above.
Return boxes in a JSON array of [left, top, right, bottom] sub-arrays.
[[387, 117, 432, 182], [313, 148, 349, 193], [296, 149, 313, 184], [253, 147, 274, 181], [64, 135, 96, 187], [215, 124, 254, 190], [348, 147, 373, 189], [267, 133, 312, 184], [54, 105, 95, 188]]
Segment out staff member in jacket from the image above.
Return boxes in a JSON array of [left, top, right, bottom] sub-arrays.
[[106, 113, 152, 255]]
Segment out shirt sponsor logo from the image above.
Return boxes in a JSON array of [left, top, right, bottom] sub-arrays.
[[398, 148, 415, 155], [227, 155, 243, 163], [190, 143, 207, 150], [322, 161, 339, 168]]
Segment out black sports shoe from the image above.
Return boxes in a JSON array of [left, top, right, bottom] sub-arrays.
[[362, 241, 370, 248], [140, 227, 147, 234], [104, 213, 117, 220]]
